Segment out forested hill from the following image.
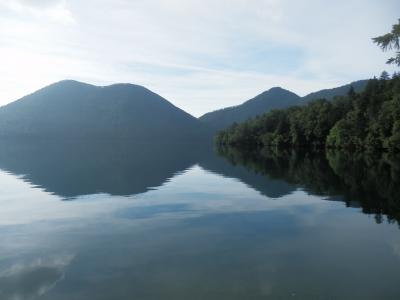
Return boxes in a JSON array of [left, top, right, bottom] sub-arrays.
[[199, 80, 368, 131], [199, 87, 301, 131], [215, 75, 400, 152], [0, 80, 209, 141], [302, 80, 368, 102]]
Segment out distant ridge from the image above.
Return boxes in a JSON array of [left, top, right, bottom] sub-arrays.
[[199, 87, 301, 131], [0, 80, 209, 141], [302, 79, 368, 102], [199, 79, 369, 131], [0, 79, 370, 139]]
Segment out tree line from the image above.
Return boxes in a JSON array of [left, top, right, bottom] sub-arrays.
[[216, 19, 400, 152], [215, 74, 400, 152]]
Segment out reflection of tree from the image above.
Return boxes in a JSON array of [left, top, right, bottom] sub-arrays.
[[327, 151, 400, 224], [216, 145, 400, 225]]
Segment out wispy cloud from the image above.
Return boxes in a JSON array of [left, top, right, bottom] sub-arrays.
[[2, 0, 74, 23], [0, 254, 74, 300], [0, 0, 398, 116]]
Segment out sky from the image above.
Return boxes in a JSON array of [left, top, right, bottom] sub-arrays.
[[0, 0, 399, 117]]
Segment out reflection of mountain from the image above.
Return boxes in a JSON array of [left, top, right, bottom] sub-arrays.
[[0, 140, 202, 199], [198, 147, 295, 198], [215, 146, 400, 224], [0, 139, 296, 200], [1, 138, 398, 226]]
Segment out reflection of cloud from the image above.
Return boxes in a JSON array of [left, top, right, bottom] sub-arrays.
[[0, 254, 74, 300], [0, 165, 328, 227], [390, 239, 400, 258]]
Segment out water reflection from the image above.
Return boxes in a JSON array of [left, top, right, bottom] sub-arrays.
[[0, 139, 399, 224], [0, 255, 73, 300], [0, 140, 399, 299], [0, 140, 202, 199], [215, 146, 400, 225]]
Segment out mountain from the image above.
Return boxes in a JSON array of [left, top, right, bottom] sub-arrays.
[[0, 80, 209, 141], [302, 79, 368, 102], [0, 79, 370, 139], [199, 80, 369, 131], [199, 87, 301, 131]]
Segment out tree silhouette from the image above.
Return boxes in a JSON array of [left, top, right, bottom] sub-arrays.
[[373, 19, 400, 66]]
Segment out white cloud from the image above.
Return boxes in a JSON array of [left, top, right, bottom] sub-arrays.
[[2, 0, 74, 23], [0, 0, 398, 116]]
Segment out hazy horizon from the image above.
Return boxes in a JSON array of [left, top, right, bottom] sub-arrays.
[[1, 0, 398, 116]]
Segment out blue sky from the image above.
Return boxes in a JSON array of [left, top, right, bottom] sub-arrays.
[[0, 0, 399, 116]]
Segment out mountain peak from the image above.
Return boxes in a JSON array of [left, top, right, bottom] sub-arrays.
[[267, 86, 285, 92], [49, 79, 94, 88], [199, 86, 301, 130], [199, 80, 369, 131], [103, 82, 147, 90], [263, 86, 299, 97], [0, 80, 209, 141], [45, 80, 152, 92]]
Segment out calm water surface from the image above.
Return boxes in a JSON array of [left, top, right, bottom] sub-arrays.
[[0, 141, 399, 299]]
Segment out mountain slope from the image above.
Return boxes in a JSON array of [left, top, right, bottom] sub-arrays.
[[200, 80, 369, 131], [302, 79, 368, 102], [199, 87, 301, 131], [0, 80, 208, 140]]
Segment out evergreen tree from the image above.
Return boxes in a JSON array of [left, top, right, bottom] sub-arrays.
[[380, 71, 390, 80], [215, 76, 400, 152], [348, 85, 356, 98], [373, 19, 400, 66], [215, 19, 400, 153]]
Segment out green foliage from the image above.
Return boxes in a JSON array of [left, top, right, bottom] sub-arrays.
[[201, 81, 368, 132], [372, 19, 400, 66], [215, 76, 400, 152], [380, 71, 390, 80]]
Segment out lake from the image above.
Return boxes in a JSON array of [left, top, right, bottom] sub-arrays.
[[0, 140, 399, 299]]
